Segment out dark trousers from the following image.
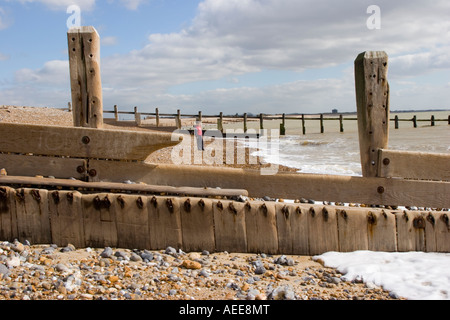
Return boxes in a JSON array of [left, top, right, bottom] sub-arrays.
[[196, 135, 204, 151]]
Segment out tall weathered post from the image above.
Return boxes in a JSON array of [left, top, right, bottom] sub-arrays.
[[354, 51, 390, 177], [68, 26, 103, 128]]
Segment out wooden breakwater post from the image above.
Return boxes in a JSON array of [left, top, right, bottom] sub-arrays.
[[68, 26, 103, 128], [355, 51, 390, 177]]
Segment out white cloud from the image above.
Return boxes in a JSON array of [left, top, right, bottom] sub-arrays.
[[119, 0, 147, 10], [101, 36, 118, 46], [3, 0, 450, 113], [0, 52, 9, 61], [15, 60, 69, 85], [15, 0, 96, 11], [0, 7, 11, 30]]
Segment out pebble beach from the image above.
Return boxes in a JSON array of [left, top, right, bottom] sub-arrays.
[[0, 105, 405, 301], [0, 240, 403, 301]]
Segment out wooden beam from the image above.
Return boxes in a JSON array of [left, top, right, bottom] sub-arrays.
[[0, 175, 248, 198], [0, 153, 86, 180], [355, 51, 390, 177], [0, 123, 182, 161], [378, 149, 450, 181], [68, 26, 103, 128], [88, 161, 450, 208]]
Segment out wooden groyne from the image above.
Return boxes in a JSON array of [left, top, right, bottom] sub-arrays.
[[99, 106, 450, 135], [0, 27, 449, 254], [0, 184, 448, 255]]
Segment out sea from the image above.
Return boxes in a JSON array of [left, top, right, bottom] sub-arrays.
[[224, 111, 450, 177]]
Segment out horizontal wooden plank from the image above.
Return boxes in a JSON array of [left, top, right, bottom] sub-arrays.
[[0, 123, 182, 160], [0, 153, 86, 180], [378, 149, 450, 181], [0, 175, 248, 198], [89, 161, 450, 208]]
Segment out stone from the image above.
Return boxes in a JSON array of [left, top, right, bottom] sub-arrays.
[[165, 246, 177, 256], [254, 266, 266, 275], [6, 256, 21, 268], [100, 247, 113, 258], [130, 253, 143, 262], [55, 263, 69, 273], [11, 241, 25, 253], [114, 250, 129, 260], [269, 285, 296, 300], [0, 264, 10, 276], [182, 260, 202, 270]]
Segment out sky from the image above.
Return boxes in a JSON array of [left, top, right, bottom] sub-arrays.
[[0, 0, 449, 115]]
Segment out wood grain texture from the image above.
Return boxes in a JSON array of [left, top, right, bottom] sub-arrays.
[[0, 122, 182, 160], [68, 26, 103, 128], [92, 162, 450, 208], [355, 51, 390, 177], [378, 149, 450, 181]]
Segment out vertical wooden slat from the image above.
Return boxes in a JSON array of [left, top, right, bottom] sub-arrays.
[[337, 207, 369, 252], [82, 193, 117, 248], [367, 209, 397, 252], [308, 205, 339, 255], [213, 200, 247, 253], [68, 26, 103, 128], [147, 196, 182, 250], [395, 211, 426, 252], [180, 197, 215, 252], [115, 194, 149, 250], [13, 189, 51, 244], [245, 201, 278, 254], [0, 187, 16, 241], [48, 190, 84, 248], [275, 203, 309, 255], [354, 51, 390, 177]]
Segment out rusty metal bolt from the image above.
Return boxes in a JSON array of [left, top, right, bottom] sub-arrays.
[[413, 216, 426, 229], [403, 211, 409, 222], [367, 212, 377, 225], [339, 209, 348, 220], [88, 169, 97, 177], [383, 158, 390, 166], [295, 207, 302, 215], [117, 195, 125, 209], [309, 207, 315, 217], [51, 191, 60, 205], [245, 202, 252, 210], [260, 203, 268, 216], [441, 214, 449, 227], [136, 197, 144, 209], [66, 192, 74, 204], [82, 136, 90, 144], [166, 198, 174, 213], [198, 199, 205, 210], [281, 205, 289, 219], [150, 196, 157, 208], [377, 186, 385, 194], [216, 201, 223, 211], [322, 207, 329, 221], [31, 189, 41, 202], [184, 198, 191, 212], [426, 213, 435, 226], [15, 189, 25, 202], [76, 166, 85, 174], [228, 202, 237, 215]]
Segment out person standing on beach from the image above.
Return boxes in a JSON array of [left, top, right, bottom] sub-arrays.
[[194, 121, 204, 151]]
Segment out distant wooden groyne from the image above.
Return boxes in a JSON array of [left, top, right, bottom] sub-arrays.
[[0, 27, 449, 254], [95, 106, 450, 135]]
